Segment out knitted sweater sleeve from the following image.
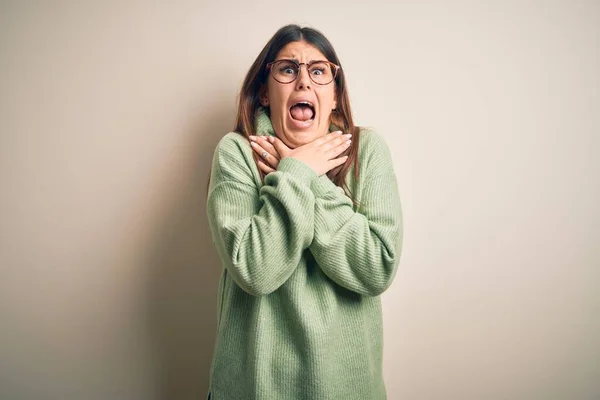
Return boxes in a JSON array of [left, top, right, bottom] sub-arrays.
[[207, 133, 317, 296], [308, 130, 403, 296]]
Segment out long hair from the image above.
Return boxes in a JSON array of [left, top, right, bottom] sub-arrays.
[[234, 24, 360, 203]]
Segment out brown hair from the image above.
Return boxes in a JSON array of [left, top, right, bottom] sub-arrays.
[[213, 25, 361, 203]]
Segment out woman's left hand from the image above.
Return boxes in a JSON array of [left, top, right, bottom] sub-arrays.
[[249, 135, 282, 174]]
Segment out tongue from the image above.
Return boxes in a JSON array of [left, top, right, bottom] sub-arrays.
[[290, 104, 314, 121]]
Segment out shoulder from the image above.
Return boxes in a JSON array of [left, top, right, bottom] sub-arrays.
[[357, 127, 393, 165], [214, 131, 250, 157], [210, 132, 256, 186]]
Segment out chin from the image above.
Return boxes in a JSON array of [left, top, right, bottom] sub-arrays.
[[282, 125, 324, 148]]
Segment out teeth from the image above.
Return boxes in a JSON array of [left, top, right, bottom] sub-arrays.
[[295, 101, 314, 108]]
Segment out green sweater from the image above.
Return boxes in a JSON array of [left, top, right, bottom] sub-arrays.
[[206, 110, 403, 400]]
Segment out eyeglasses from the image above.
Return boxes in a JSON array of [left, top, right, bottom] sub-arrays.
[[266, 59, 340, 85]]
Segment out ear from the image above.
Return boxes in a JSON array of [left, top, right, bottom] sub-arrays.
[[259, 85, 269, 107]]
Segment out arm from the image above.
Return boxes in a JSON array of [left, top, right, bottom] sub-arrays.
[[207, 134, 319, 296], [308, 131, 403, 296]]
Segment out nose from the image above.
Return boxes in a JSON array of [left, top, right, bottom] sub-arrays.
[[295, 64, 311, 90]]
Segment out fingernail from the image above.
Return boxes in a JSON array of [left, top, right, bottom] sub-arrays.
[[344, 133, 352, 138], [249, 136, 257, 141], [268, 136, 274, 143], [250, 142, 258, 147], [346, 140, 351, 145]]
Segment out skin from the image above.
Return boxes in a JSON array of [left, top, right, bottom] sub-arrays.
[[259, 40, 338, 149], [251, 40, 351, 175]]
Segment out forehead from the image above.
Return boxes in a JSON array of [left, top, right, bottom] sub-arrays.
[[275, 40, 327, 62]]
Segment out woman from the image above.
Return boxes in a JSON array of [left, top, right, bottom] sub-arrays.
[[206, 24, 403, 400]]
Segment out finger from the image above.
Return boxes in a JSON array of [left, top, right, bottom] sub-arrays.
[[325, 135, 352, 158], [254, 137, 280, 160], [311, 130, 344, 149], [326, 130, 345, 140], [327, 155, 349, 169], [267, 136, 291, 157], [257, 159, 276, 174], [250, 140, 278, 168], [316, 132, 348, 155]]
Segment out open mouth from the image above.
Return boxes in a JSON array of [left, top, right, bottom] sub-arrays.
[[289, 101, 315, 122]]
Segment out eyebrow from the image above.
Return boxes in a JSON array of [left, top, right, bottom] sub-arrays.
[[276, 58, 326, 64]]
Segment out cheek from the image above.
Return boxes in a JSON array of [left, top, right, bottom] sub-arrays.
[[319, 91, 336, 116], [268, 86, 289, 109]]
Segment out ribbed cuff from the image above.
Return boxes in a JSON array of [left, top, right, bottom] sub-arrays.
[[276, 157, 318, 186], [311, 174, 337, 196]]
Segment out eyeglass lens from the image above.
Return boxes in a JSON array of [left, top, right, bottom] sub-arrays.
[[271, 60, 335, 84]]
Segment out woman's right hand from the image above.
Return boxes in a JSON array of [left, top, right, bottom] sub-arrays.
[[268, 131, 352, 176]]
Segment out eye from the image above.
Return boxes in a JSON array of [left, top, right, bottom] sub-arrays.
[[278, 61, 298, 75], [309, 62, 330, 77]]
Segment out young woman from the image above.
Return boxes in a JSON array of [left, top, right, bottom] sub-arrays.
[[206, 24, 403, 399]]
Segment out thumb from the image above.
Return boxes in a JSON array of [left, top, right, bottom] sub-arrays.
[[268, 136, 291, 157]]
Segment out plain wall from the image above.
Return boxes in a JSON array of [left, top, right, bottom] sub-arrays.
[[1, 1, 598, 399]]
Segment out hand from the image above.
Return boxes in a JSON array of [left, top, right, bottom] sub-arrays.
[[249, 131, 352, 176], [248, 135, 284, 174]]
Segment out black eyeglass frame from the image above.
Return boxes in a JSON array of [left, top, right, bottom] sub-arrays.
[[265, 59, 341, 85]]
